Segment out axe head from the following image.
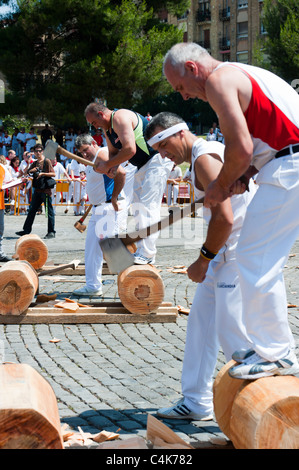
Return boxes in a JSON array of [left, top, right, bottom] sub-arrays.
[[74, 221, 86, 233], [44, 140, 59, 161], [100, 237, 134, 274]]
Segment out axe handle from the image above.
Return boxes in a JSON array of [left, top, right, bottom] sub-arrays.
[[57, 145, 95, 167], [77, 204, 92, 224], [121, 197, 205, 246], [38, 262, 78, 277]]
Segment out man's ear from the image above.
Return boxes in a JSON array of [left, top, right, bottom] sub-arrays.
[[185, 61, 197, 74]]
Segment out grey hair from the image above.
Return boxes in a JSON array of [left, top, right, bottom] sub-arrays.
[[84, 102, 108, 117], [144, 112, 186, 141], [163, 42, 210, 77], [75, 133, 95, 149]]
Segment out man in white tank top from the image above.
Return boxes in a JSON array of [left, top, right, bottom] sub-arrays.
[[144, 112, 255, 420], [163, 42, 299, 380]]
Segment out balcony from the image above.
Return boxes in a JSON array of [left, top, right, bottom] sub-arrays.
[[219, 38, 231, 51], [196, 10, 211, 23], [219, 8, 230, 21]]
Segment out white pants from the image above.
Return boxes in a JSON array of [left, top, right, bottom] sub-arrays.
[[132, 154, 172, 258], [182, 256, 251, 415], [85, 203, 127, 290], [167, 183, 179, 205], [236, 155, 299, 362]]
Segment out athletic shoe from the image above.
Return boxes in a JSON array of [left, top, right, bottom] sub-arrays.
[[157, 398, 213, 421], [0, 254, 12, 262], [44, 232, 55, 239], [231, 348, 255, 363], [228, 350, 299, 380], [73, 285, 103, 297], [15, 230, 29, 236], [134, 253, 155, 265]]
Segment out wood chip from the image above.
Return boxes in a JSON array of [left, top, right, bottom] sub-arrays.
[[177, 305, 190, 315], [36, 293, 57, 304], [287, 304, 298, 308], [55, 301, 79, 311], [49, 337, 61, 343], [92, 430, 120, 443]]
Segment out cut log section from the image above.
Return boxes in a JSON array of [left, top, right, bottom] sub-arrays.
[[14, 234, 48, 269], [0, 260, 38, 315], [213, 360, 299, 449], [0, 363, 63, 449], [117, 265, 164, 314]]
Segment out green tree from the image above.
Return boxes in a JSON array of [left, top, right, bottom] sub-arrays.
[[260, 0, 299, 82], [0, 0, 189, 127]]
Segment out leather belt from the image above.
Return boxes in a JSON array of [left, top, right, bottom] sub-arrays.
[[275, 144, 299, 159]]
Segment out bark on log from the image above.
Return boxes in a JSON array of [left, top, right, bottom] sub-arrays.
[[0, 363, 63, 449], [213, 360, 299, 449], [0, 260, 38, 315], [14, 234, 48, 269], [118, 265, 164, 314]]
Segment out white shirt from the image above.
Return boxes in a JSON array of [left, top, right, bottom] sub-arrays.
[[25, 132, 38, 150]]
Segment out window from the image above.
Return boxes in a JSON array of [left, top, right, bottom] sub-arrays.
[[237, 21, 248, 38]]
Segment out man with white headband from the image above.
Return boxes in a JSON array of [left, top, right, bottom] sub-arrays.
[[144, 111, 256, 421]]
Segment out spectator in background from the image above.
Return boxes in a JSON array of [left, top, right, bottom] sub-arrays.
[[2, 130, 11, 158], [16, 128, 27, 157], [9, 156, 20, 215], [166, 163, 182, 206], [41, 124, 53, 147], [0, 158, 12, 261], [206, 128, 216, 141], [93, 128, 103, 147], [65, 128, 77, 155], [11, 129, 19, 156], [25, 127, 38, 152]]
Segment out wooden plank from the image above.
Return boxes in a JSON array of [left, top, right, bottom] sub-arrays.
[[38, 263, 110, 276], [0, 303, 177, 324]]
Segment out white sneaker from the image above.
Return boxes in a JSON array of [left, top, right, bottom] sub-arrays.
[[134, 253, 155, 265], [73, 285, 103, 297], [157, 398, 213, 421], [229, 350, 299, 380], [231, 348, 255, 363]]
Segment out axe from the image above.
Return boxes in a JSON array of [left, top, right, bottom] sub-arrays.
[[100, 197, 204, 274], [74, 204, 92, 233], [43, 140, 94, 167], [38, 259, 81, 276]]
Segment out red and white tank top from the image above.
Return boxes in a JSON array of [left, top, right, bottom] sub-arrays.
[[214, 63, 299, 170]]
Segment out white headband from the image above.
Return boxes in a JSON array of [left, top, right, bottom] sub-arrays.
[[147, 123, 189, 147]]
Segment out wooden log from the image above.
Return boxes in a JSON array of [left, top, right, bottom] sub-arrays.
[[0, 363, 63, 449], [213, 360, 299, 449], [117, 265, 164, 314], [0, 260, 39, 315], [213, 360, 245, 439], [14, 234, 48, 269]]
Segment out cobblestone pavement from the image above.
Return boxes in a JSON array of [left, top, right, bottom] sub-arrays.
[[1, 204, 299, 450]]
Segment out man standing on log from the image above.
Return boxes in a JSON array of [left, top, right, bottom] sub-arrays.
[[163, 42, 299, 380], [84, 103, 173, 265], [73, 134, 127, 297], [144, 112, 255, 420]]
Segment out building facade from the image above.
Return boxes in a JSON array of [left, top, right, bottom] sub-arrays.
[[167, 0, 266, 64]]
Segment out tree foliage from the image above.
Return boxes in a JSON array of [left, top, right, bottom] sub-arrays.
[[0, 0, 189, 127], [261, 0, 299, 82]]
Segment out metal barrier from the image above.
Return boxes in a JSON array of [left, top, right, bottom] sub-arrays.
[[11, 178, 88, 215]]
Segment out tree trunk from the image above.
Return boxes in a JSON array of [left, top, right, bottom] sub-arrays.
[[0, 363, 63, 449], [14, 234, 48, 269], [118, 265, 164, 314], [0, 260, 38, 315], [213, 360, 299, 449]]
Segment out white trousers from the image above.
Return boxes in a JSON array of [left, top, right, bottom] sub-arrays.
[[132, 154, 172, 258], [85, 203, 127, 290], [182, 256, 251, 414], [236, 155, 299, 361]]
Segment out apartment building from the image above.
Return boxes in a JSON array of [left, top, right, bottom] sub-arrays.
[[167, 0, 266, 64]]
